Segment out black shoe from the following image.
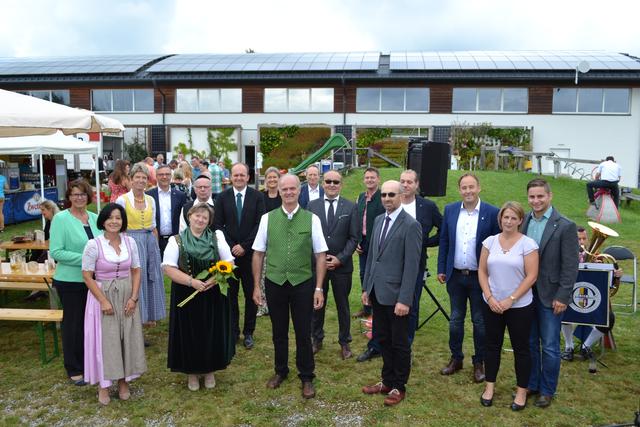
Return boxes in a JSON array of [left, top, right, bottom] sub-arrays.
[[243, 335, 254, 349], [579, 345, 594, 361], [561, 348, 574, 361], [480, 394, 493, 407], [511, 401, 526, 411], [144, 340, 152, 348], [356, 347, 380, 362]]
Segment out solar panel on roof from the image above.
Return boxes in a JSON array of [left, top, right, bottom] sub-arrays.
[[0, 54, 161, 75]]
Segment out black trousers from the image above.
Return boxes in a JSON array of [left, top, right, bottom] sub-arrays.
[[311, 270, 352, 345], [158, 235, 171, 259], [264, 278, 315, 382], [586, 179, 620, 207], [53, 279, 88, 378], [228, 261, 257, 338], [371, 290, 411, 391], [482, 302, 534, 388]]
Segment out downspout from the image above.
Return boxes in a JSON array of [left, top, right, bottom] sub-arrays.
[[152, 79, 167, 153], [341, 74, 347, 125]]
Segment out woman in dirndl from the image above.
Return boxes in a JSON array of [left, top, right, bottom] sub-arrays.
[[116, 162, 165, 325], [162, 203, 235, 391], [82, 203, 146, 405]]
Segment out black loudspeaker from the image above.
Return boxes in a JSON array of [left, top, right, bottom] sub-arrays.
[[407, 138, 449, 197]]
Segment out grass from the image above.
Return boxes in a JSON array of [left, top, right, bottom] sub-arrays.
[[1, 169, 639, 426]]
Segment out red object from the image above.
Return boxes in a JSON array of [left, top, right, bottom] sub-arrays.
[[88, 132, 100, 141]]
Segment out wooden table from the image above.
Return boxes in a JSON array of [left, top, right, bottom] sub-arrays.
[[0, 240, 49, 252], [0, 262, 57, 308]]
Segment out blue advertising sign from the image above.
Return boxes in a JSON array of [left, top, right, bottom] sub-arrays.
[[563, 263, 612, 327]]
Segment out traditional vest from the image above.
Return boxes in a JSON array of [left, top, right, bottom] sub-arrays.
[[123, 194, 153, 230], [266, 208, 313, 286]]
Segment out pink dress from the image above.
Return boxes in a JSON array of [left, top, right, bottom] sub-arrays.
[[83, 235, 146, 387], [108, 178, 128, 203]]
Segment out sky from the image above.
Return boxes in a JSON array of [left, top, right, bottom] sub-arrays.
[[1, 0, 640, 58]]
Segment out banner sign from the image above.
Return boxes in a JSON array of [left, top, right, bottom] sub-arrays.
[[562, 263, 612, 327]]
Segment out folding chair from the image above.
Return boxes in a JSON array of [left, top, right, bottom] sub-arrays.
[[602, 245, 637, 313]]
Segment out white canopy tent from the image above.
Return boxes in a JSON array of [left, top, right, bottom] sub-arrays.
[[0, 132, 102, 218]]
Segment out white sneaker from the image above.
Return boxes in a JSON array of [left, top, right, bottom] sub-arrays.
[[187, 375, 200, 391], [204, 372, 216, 389]]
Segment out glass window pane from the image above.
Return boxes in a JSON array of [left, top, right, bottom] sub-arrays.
[[578, 88, 603, 113], [381, 88, 404, 111], [405, 88, 429, 111], [199, 89, 219, 112], [452, 88, 476, 112], [603, 88, 629, 113], [503, 88, 528, 112], [112, 89, 133, 111], [30, 90, 50, 101], [289, 89, 310, 111], [91, 89, 111, 111], [220, 88, 242, 112], [134, 89, 153, 111], [356, 88, 380, 111], [311, 88, 334, 112], [264, 88, 287, 112], [51, 90, 70, 105], [478, 88, 501, 111], [552, 88, 577, 112], [176, 89, 198, 112]]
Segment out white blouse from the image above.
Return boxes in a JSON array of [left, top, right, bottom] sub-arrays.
[[162, 230, 234, 267], [82, 235, 141, 271]]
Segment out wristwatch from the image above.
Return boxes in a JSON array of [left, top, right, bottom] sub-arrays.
[[509, 295, 517, 302]]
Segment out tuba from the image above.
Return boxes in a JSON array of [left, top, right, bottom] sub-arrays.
[[582, 221, 621, 296]]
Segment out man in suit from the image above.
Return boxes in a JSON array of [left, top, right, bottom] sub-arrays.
[[361, 180, 421, 406], [437, 173, 500, 383], [214, 163, 266, 349], [252, 173, 327, 399], [523, 178, 578, 408], [298, 165, 323, 209], [308, 170, 360, 359], [146, 164, 186, 257], [399, 169, 443, 344], [179, 175, 214, 232]]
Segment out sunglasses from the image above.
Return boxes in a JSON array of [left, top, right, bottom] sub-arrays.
[[380, 192, 397, 198], [324, 179, 341, 185]]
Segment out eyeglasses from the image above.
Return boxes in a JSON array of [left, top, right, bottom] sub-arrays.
[[195, 185, 211, 190], [70, 193, 87, 199], [380, 192, 397, 198], [157, 173, 171, 177], [324, 179, 341, 185]]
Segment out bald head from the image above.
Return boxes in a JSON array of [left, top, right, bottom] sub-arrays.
[[381, 180, 403, 213]]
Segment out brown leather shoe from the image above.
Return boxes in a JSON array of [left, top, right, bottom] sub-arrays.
[[312, 341, 322, 354], [534, 395, 553, 408], [362, 381, 392, 395], [302, 381, 316, 399], [383, 389, 406, 406], [341, 344, 353, 360], [440, 358, 463, 375], [473, 362, 485, 383], [266, 374, 285, 389]]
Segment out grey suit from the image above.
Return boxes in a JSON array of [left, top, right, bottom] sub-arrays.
[[308, 196, 360, 345], [522, 206, 578, 397], [362, 208, 422, 391]]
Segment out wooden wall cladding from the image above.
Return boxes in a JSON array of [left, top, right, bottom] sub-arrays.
[[70, 88, 91, 110]]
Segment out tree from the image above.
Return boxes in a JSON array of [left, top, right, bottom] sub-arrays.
[[207, 128, 237, 161], [124, 134, 148, 164]]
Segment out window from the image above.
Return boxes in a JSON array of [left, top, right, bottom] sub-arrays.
[[91, 89, 153, 112], [17, 90, 70, 105], [264, 88, 334, 112], [175, 88, 242, 112], [356, 88, 429, 112], [552, 88, 630, 114], [452, 88, 528, 113]]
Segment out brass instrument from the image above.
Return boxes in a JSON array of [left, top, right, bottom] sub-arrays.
[[582, 221, 621, 296]]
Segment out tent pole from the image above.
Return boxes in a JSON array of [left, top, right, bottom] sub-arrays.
[[39, 154, 45, 229], [95, 135, 102, 211]]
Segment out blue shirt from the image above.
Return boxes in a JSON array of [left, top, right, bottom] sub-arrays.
[[526, 206, 553, 245], [0, 175, 6, 198]]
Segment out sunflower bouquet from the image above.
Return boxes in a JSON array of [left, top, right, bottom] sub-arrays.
[[177, 260, 237, 307]]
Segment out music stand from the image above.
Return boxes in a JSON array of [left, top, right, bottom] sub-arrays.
[[417, 273, 449, 330]]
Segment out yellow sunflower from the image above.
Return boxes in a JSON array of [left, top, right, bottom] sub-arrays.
[[216, 260, 233, 274], [208, 265, 217, 273]]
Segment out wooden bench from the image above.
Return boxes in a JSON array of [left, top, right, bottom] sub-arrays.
[[0, 308, 63, 364], [620, 192, 640, 206]]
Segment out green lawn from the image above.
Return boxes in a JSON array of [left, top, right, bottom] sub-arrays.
[[0, 170, 638, 426]]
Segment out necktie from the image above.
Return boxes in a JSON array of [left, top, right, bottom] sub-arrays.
[[236, 193, 243, 224], [378, 215, 391, 250], [327, 199, 335, 229]]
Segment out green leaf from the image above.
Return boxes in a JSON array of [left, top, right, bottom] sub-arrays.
[[195, 269, 210, 280]]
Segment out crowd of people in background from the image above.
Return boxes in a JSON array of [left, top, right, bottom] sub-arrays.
[[35, 154, 606, 410]]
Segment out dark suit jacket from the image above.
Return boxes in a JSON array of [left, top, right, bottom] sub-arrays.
[[298, 183, 324, 209], [307, 196, 360, 273], [437, 200, 501, 281], [522, 207, 579, 307], [357, 189, 384, 244], [146, 186, 187, 236], [213, 187, 265, 267], [414, 196, 443, 273], [362, 209, 422, 307]]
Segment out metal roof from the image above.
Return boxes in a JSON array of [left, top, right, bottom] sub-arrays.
[[389, 50, 640, 71]]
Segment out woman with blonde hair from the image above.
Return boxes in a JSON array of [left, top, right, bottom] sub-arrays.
[[179, 161, 193, 196]]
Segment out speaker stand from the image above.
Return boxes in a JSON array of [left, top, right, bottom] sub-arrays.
[[417, 281, 450, 330]]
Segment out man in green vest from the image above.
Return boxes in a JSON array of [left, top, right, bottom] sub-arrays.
[[252, 173, 328, 399]]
